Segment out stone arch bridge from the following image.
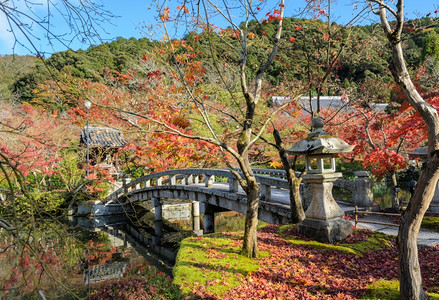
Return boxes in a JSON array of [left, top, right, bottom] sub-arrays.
[[94, 168, 372, 237]]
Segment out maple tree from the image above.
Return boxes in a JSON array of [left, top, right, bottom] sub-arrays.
[[87, 0, 292, 258], [164, 0, 296, 257], [321, 99, 424, 209], [259, 0, 372, 223], [58, 69, 225, 173], [0, 101, 115, 220], [0, 104, 64, 178], [0, 102, 89, 209]]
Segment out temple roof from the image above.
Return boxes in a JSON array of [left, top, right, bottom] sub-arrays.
[[408, 145, 428, 159], [81, 126, 128, 148]]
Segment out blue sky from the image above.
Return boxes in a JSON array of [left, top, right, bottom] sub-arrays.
[[0, 0, 438, 56]]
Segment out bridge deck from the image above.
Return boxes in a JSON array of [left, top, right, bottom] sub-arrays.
[[105, 168, 354, 224], [189, 182, 291, 205]]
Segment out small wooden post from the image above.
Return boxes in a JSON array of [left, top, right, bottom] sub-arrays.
[[355, 205, 358, 229]]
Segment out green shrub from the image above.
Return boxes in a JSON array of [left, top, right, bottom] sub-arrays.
[[16, 190, 66, 215]]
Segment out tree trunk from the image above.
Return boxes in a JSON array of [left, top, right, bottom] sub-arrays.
[[290, 176, 305, 222], [389, 40, 439, 300], [273, 129, 305, 223], [398, 155, 439, 300], [241, 177, 260, 258], [371, 2, 439, 297]]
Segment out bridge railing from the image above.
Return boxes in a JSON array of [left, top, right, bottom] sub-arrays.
[[106, 168, 373, 208], [106, 168, 293, 203], [252, 168, 373, 207]]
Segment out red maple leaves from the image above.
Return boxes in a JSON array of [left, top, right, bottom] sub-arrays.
[[185, 226, 439, 299], [323, 100, 427, 180]]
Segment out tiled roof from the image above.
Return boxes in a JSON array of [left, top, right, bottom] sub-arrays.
[[81, 126, 128, 148]]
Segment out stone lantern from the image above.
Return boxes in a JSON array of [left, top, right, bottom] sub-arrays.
[[287, 117, 354, 243], [409, 145, 439, 213]]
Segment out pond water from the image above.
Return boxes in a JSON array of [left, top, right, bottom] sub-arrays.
[[332, 185, 412, 209], [0, 205, 196, 299]]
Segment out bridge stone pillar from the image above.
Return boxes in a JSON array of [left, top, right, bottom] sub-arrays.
[[152, 198, 163, 245], [192, 201, 203, 236], [260, 184, 271, 201], [203, 203, 215, 234], [185, 174, 193, 185], [205, 175, 215, 187], [185, 174, 199, 185], [228, 177, 239, 192]]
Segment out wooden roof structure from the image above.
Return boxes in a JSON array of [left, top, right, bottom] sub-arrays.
[[80, 126, 128, 148]]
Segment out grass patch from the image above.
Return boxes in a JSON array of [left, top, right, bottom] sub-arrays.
[[283, 236, 359, 254], [174, 225, 438, 298], [277, 224, 393, 255], [214, 211, 268, 233], [338, 232, 393, 254], [422, 216, 439, 233], [173, 232, 268, 297], [360, 279, 439, 300], [361, 280, 400, 299]]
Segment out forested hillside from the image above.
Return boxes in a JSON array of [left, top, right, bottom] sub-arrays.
[[1, 16, 437, 179], [2, 17, 438, 108], [0, 15, 438, 181], [0, 55, 36, 103]]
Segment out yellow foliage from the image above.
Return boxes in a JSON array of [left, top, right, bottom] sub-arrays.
[[269, 161, 282, 169]]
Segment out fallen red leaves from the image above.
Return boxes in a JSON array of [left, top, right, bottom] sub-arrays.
[[190, 225, 439, 299]]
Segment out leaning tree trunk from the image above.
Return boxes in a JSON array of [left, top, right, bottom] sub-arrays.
[[371, 1, 439, 297], [389, 42, 439, 300], [273, 129, 305, 223], [237, 115, 260, 258], [289, 176, 305, 222], [398, 155, 439, 299]]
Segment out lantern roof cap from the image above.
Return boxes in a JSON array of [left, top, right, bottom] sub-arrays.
[[287, 117, 354, 155], [408, 145, 427, 159]]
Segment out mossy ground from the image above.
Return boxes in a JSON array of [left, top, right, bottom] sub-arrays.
[[360, 280, 439, 299], [174, 225, 439, 298], [278, 224, 392, 255], [173, 232, 268, 297], [422, 216, 439, 233]]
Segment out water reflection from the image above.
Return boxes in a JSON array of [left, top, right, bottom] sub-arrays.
[[71, 208, 193, 281]]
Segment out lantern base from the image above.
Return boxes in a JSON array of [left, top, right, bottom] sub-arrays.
[[298, 217, 352, 243]]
